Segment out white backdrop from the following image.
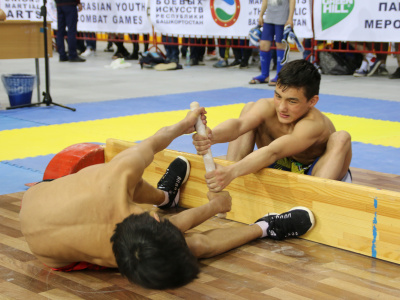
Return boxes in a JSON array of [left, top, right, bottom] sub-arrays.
[[314, 0, 400, 42], [0, 0, 313, 38]]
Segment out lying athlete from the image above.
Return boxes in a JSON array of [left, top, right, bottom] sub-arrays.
[[20, 108, 315, 290], [193, 59, 352, 192]]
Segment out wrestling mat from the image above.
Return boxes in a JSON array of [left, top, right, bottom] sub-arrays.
[[0, 87, 399, 195]]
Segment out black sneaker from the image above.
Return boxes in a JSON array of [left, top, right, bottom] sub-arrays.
[[189, 58, 199, 66], [228, 60, 241, 68], [239, 61, 249, 69], [256, 206, 315, 240], [157, 156, 190, 209], [389, 67, 400, 79], [367, 59, 381, 77], [69, 56, 86, 63]]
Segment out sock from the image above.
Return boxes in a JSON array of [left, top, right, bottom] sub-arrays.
[[157, 191, 169, 207], [360, 60, 368, 71], [365, 53, 376, 65], [255, 221, 269, 238], [156, 190, 180, 207], [260, 50, 271, 79]]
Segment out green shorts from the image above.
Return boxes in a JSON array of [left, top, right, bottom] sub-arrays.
[[269, 157, 318, 175]]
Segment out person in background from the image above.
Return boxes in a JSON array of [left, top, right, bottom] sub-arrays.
[[249, 0, 295, 85], [55, 0, 85, 62]]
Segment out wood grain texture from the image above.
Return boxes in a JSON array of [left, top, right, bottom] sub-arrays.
[[105, 138, 400, 265], [0, 21, 53, 59], [1, 192, 400, 299]]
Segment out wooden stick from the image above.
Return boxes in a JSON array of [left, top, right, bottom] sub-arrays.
[[190, 101, 226, 218]]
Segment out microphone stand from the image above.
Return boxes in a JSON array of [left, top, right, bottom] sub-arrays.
[[7, 0, 76, 111]]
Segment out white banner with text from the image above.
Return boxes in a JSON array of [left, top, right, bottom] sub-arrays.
[[150, 0, 313, 38], [0, 0, 312, 38], [313, 0, 400, 42]]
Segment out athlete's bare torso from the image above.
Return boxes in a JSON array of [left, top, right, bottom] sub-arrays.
[[20, 160, 143, 268]]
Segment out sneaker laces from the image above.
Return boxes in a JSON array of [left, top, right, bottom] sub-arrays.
[[267, 213, 299, 240]]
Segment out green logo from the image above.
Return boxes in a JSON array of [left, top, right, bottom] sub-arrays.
[[321, 0, 354, 30]]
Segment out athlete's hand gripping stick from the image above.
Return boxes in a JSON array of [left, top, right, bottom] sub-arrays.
[[190, 101, 226, 218]]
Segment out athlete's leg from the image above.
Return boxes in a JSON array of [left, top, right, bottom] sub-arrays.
[[133, 156, 190, 207], [186, 206, 314, 258], [132, 178, 165, 205], [311, 130, 352, 180], [185, 224, 262, 258]]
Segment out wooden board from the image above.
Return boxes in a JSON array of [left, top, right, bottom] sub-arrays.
[[105, 138, 400, 265], [0, 20, 52, 59], [2, 192, 400, 299]]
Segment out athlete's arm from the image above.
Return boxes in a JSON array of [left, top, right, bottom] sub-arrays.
[[286, 0, 295, 28], [206, 118, 324, 192], [112, 107, 206, 169], [259, 0, 268, 26], [232, 118, 323, 178], [169, 191, 231, 233], [193, 99, 271, 155]]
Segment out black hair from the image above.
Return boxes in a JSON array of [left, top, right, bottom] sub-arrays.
[[111, 212, 199, 290], [277, 59, 321, 100]]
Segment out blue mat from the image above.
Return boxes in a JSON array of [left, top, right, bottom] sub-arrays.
[[2, 88, 399, 129], [1, 87, 399, 195]]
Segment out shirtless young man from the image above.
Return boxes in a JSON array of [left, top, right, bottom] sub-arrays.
[[193, 59, 352, 193], [20, 107, 315, 290]]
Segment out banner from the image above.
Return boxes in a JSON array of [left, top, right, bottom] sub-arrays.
[[0, 0, 152, 33], [0, 0, 312, 37], [293, 0, 313, 39], [314, 0, 400, 42], [77, 0, 152, 33], [150, 0, 313, 38], [0, 0, 43, 21]]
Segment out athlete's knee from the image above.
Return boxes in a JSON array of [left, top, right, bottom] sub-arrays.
[[329, 131, 352, 151], [259, 40, 270, 51]]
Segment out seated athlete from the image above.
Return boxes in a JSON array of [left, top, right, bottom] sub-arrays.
[[193, 59, 352, 192], [20, 107, 315, 290]]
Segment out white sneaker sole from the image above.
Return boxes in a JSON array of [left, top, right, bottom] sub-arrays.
[[176, 156, 190, 184], [290, 206, 315, 231]]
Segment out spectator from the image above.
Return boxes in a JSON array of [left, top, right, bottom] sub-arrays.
[[205, 38, 217, 60], [213, 38, 230, 68], [110, 33, 130, 59], [81, 32, 97, 57], [375, 43, 389, 76], [162, 35, 180, 63], [104, 41, 114, 52], [55, 0, 85, 62], [230, 39, 253, 68], [249, 0, 295, 85], [189, 38, 206, 66], [352, 42, 383, 77], [126, 34, 150, 60], [389, 43, 400, 79]]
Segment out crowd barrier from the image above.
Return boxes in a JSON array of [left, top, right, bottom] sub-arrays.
[[68, 31, 399, 64]]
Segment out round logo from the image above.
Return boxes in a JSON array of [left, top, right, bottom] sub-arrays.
[[210, 0, 240, 27]]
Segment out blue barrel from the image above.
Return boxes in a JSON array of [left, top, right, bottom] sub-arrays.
[[1, 74, 36, 107]]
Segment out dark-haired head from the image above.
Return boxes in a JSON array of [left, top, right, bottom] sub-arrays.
[[111, 212, 199, 290], [277, 59, 321, 100]]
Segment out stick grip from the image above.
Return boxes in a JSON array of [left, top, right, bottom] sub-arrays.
[[190, 101, 226, 218], [190, 102, 215, 173]]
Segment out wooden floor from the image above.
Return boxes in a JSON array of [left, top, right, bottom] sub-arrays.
[[1, 169, 400, 299]]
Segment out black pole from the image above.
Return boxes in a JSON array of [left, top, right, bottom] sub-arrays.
[[42, 0, 51, 106], [7, 0, 76, 111]]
